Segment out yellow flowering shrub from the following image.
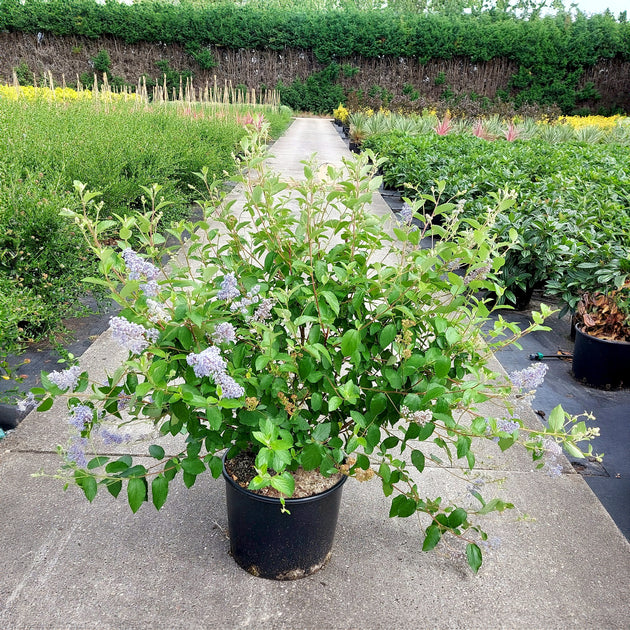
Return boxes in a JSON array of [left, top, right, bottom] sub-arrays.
[[557, 114, 626, 130], [0, 84, 141, 103], [332, 103, 349, 124]]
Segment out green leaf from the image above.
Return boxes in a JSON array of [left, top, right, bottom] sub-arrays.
[[370, 393, 388, 416], [151, 475, 169, 510], [564, 442, 583, 458], [349, 410, 367, 428], [389, 494, 416, 518], [417, 422, 435, 442], [311, 392, 322, 411], [181, 458, 206, 476], [341, 329, 360, 356], [456, 436, 471, 460], [355, 454, 370, 469], [208, 455, 223, 479], [339, 381, 360, 403], [422, 524, 442, 551], [105, 457, 131, 474], [270, 472, 295, 497], [434, 356, 451, 378], [328, 395, 343, 411], [206, 407, 223, 431], [366, 424, 381, 449], [411, 449, 425, 473], [477, 498, 514, 515], [127, 477, 147, 513], [79, 475, 97, 502], [176, 326, 193, 350], [466, 543, 483, 574], [448, 507, 467, 529], [548, 405, 565, 432], [36, 397, 53, 412], [383, 367, 402, 389], [381, 436, 399, 450], [149, 360, 168, 384], [379, 323, 397, 348], [87, 456, 109, 470], [104, 478, 122, 498], [183, 472, 197, 489], [312, 423, 331, 442], [321, 291, 340, 316], [149, 445, 165, 460], [301, 443, 323, 471]]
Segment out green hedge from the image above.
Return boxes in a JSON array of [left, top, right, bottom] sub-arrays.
[[1, 1, 629, 112]]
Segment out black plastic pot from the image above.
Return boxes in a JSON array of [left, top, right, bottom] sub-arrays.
[[223, 457, 347, 580], [573, 324, 630, 389]]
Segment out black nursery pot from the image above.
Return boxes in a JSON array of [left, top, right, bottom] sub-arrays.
[[573, 324, 630, 389], [222, 458, 347, 580]]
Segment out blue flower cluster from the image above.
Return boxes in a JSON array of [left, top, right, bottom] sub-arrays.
[[47, 365, 82, 391], [186, 346, 244, 399], [67, 437, 88, 468], [122, 248, 159, 297], [69, 404, 93, 430], [212, 322, 237, 344], [109, 316, 159, 355], [217, 273, 240, 300], [509, 363, 548, 391]]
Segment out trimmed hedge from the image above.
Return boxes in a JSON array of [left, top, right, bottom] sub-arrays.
[[1, 1, 629, 112]]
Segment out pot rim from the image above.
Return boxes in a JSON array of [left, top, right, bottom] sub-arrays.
[[575, 323, 630, 347], [222, 451, 347, 506]]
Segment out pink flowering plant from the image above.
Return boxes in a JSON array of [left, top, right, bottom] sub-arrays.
[[29, 124, 600, 573]]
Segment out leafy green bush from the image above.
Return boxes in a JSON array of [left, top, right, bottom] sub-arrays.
[[277, 65, 345, 114], [0, 167, 96, 352], [0, 97, 292, 352], [364, 130, 630, 310]]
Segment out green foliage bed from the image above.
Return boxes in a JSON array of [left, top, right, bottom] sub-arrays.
[[363, 131, 630, 310], [0, 98, 292, 353]]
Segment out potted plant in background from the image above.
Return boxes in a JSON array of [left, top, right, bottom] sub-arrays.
[[572, 279, 630, 388], [26, 123, 599, 579], [332, 103, 350, 137], [545, 237, 630, 388]]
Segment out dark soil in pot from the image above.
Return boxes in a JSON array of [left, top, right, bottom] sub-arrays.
[[224, 450, 343, 498]]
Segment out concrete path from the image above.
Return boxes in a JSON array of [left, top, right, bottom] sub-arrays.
[[1, 118, 629, 630]]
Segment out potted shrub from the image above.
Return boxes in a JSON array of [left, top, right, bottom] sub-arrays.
[[26, 123, 599, 578], [572, 280, 630, 388], [332, 103, 349, 134]]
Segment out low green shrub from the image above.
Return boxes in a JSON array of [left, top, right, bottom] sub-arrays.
[[364, 131, 630, 311], [0, 97, 292, 353]]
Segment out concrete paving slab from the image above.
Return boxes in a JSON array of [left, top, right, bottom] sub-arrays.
[[0, 452, 628, 629], [1, 117, 629, 630]]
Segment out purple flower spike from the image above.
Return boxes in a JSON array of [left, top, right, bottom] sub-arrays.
[[217, 273, 240, 300], [109, 316, 159, 355], [509, 363, 548, 391], [186, 346, 244, 399], [47, 365, 82, 391], [69, 404, 93, 430], [67, 437, 88, 468], [213, 322, 237, 345]]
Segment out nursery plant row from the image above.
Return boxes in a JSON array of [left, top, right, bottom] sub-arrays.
[[0, 94, 292, 354], [362, 130, 630, 313]]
